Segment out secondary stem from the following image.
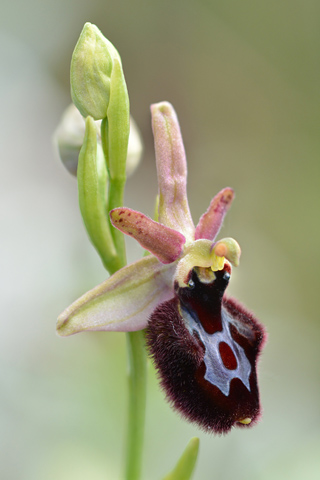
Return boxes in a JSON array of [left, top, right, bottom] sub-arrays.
[[113, 238, 146, 480], [101, 114, 146, 480], [108, 189, 146, 480], [108, 178, 127, 264], [124, 330, 147, 480], [100, 118, 127, 265]]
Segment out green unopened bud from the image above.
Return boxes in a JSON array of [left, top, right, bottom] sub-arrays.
[[71, 22, 121, 120], [77, 116, 121, 273], [100, 56, 130, 183], [53, 104, 86, 175], [126, 117, 143, 177], [70, 23, 130, 265], [53, 104, 142, 177]]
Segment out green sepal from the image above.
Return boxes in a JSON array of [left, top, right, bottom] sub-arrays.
[[101, 57, 130, 263], [102, 57, 130, 183], [162, 437, 200, 480], [77, 116, 121, 273]]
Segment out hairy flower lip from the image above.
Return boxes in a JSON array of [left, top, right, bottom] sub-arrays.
[[146, 267, 266, 433]]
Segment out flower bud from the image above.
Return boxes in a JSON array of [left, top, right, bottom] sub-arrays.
[[53, 104, 86, 175], [70, 22, 121, 120], [126, 117, 143, 177], [77, 116, 120, 273], [53, 104, 142, 177]]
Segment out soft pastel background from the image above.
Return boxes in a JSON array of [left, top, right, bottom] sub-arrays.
[[1, 1, 319, 479]]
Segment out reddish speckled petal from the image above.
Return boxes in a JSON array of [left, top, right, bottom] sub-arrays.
[[151, 102, 195, 242], [110, 207, 186, 264], [195, 188, 234, 241]]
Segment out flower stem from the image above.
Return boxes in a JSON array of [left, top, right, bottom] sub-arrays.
[[124, 330, 147, 480], [108, 178, 127, 264], [111, 227, 146, 480], [100, 110, 145, 480], [100, 118, 127, 266]]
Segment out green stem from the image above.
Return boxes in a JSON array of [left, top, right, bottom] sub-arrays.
[[111, 212, 146, 480], [124, 331, 147, 480], [104, 172, 146, 480], [108, 178, 127, 265], [109, 224, 146, 480], [100, 113, 145, 480], [114, 244, 146, 480]]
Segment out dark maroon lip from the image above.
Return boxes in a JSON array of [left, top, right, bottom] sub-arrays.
[[146, 266, 266, 434]]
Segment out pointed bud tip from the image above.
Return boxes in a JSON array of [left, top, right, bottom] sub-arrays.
[[189, 437, 200, 449], [222, 187, 235, 202], [56, 315, 70, 337], [71, 23, 120, 120]]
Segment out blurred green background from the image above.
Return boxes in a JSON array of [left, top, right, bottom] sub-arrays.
[[1, 1, 320, 479]]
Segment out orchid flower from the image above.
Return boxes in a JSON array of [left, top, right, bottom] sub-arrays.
[[57, 101, 266, 434]]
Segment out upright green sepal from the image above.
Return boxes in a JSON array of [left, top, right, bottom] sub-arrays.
[[100, 56, 130, 265], [103, 57, 130, 182], [70, 22, 120, 120], [162, 438, 200, 480], [77, 116, 120, 273]]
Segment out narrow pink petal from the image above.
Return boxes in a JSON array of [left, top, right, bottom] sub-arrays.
[[195, 187, 234, 241], [110, 207, 186, 264], [57, 256, 176, 336], [151, 102, 195, 242]]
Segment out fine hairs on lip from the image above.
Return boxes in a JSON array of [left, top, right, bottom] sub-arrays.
[[146, 266, 266, 434]]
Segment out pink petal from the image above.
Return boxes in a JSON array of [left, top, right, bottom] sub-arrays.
[[57, 256, 175, 336], [110, 207, 186, 264], [151, 102, 195, 242], [195, 188, 234, 241]]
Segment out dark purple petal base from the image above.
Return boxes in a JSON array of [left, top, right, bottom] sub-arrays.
[[146, 267, 266, 434]]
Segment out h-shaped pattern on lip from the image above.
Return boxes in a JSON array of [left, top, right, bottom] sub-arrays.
[[182, 305, 252, 396]]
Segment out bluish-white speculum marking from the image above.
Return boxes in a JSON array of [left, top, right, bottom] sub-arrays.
[[182, 306, 251, 396]]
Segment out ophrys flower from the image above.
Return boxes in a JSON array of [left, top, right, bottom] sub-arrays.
[[57, 102, 266, 433]]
